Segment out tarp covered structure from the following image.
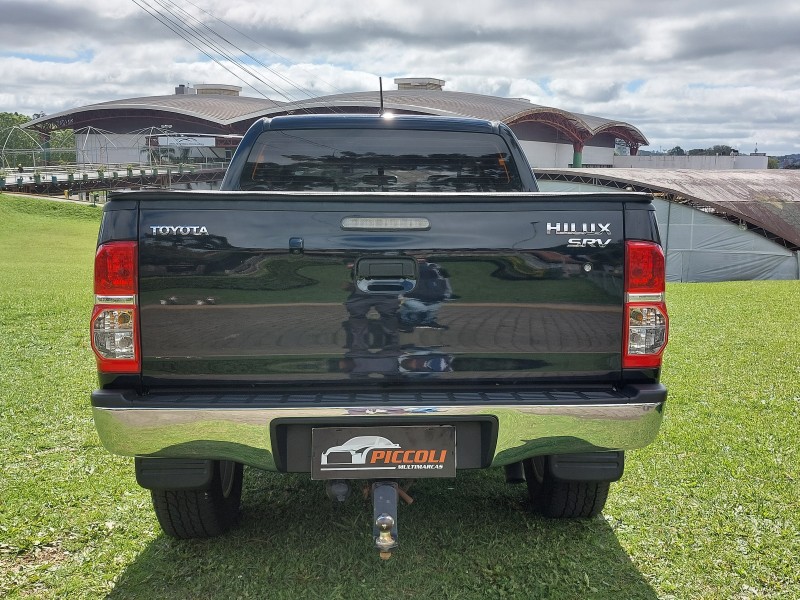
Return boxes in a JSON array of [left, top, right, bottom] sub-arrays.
[[652, 199, 798, 281], [536, 169, 800, 282]]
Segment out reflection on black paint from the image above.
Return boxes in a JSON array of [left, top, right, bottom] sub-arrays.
[[340, 257, 457, 379]]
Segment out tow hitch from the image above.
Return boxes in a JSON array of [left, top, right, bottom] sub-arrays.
[[372, 482, 399, 560], [313, 424, 452, 558], [325, 479, 413, 559]]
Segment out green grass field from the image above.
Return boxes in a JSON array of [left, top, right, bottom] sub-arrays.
[[1, 194, 798, 599]]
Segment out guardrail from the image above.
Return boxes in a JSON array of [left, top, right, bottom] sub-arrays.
[[1, 162, 229, 192]]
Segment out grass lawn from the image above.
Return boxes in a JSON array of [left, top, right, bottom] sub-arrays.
[[1, 194, 798, 599]]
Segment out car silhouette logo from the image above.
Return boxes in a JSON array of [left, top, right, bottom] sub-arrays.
[[321, 436, 401, 466]]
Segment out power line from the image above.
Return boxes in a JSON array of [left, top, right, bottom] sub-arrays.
[[180, 0, 349, 98], [132, 0, 347, 112], [130, 0, 273, 101], [133, 0, 302, 104], [149, 0, 304, 103]]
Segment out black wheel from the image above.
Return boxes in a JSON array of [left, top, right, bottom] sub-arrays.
[[523, 457, 610, 518], [151, 460, 243, 538]]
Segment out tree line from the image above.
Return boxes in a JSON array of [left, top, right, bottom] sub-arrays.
[[665, 144, 783, 168], [666, 145, 741, 156]]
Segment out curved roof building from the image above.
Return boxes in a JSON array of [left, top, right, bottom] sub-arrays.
[[26, 79, 647, 168]]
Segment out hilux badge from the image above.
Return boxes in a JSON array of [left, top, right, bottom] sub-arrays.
[[546, 222, 612, 248], [546, 223, 611, 235]]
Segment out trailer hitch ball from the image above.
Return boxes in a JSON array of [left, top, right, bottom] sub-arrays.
[[375, 514, 396, 560], [372, 481, 399, 559]]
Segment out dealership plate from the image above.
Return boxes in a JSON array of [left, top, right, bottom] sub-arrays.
[[311, 425, 456, 480]]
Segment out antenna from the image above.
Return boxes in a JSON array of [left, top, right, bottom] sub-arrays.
[[379, 77, 385, 115]]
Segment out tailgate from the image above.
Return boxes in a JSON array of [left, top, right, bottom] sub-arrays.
[[137, 193, 629, 387]]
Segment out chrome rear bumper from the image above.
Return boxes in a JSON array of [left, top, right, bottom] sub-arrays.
[[91, 385, 666, 471]]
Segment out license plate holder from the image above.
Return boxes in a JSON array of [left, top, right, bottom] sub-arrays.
[[311, 425, 456, 480]]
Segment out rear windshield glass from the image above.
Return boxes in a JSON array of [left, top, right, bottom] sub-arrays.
[[239, 128, 524, 192]]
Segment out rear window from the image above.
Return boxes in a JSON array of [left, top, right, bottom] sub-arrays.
[[239, 128, 524, 192]]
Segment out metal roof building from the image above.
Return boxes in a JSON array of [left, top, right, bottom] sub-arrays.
[[26, 80, 647, 169]]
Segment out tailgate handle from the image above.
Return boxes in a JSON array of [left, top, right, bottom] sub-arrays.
[[355, 257, 417, 294]]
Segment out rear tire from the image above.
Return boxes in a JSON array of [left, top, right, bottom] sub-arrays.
[[523, 457, 610, 518], [151, 460, 243, 538]]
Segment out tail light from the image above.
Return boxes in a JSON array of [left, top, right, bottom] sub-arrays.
[[91, 241, 140, 373], [623, 241, 668, 369]]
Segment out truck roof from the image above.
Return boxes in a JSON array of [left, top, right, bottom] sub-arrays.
[[262, 113, 502, 134]]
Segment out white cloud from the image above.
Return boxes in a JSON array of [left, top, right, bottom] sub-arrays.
[[1, 0, 798, 155]]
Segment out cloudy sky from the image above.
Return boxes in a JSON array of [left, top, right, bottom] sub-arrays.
[[1, 0, 798, 155]]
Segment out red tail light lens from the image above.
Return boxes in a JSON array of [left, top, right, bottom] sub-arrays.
[[91, 242, 140, 374], [626, 241, 665, 293], [624, 241, 668, 369], [95, 241, 137, 296]]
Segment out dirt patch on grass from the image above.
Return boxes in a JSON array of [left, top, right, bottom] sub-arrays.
[[1, 542, 73, 595]]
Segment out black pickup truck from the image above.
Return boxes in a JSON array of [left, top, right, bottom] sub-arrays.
[[90, 114, 668, 557]]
